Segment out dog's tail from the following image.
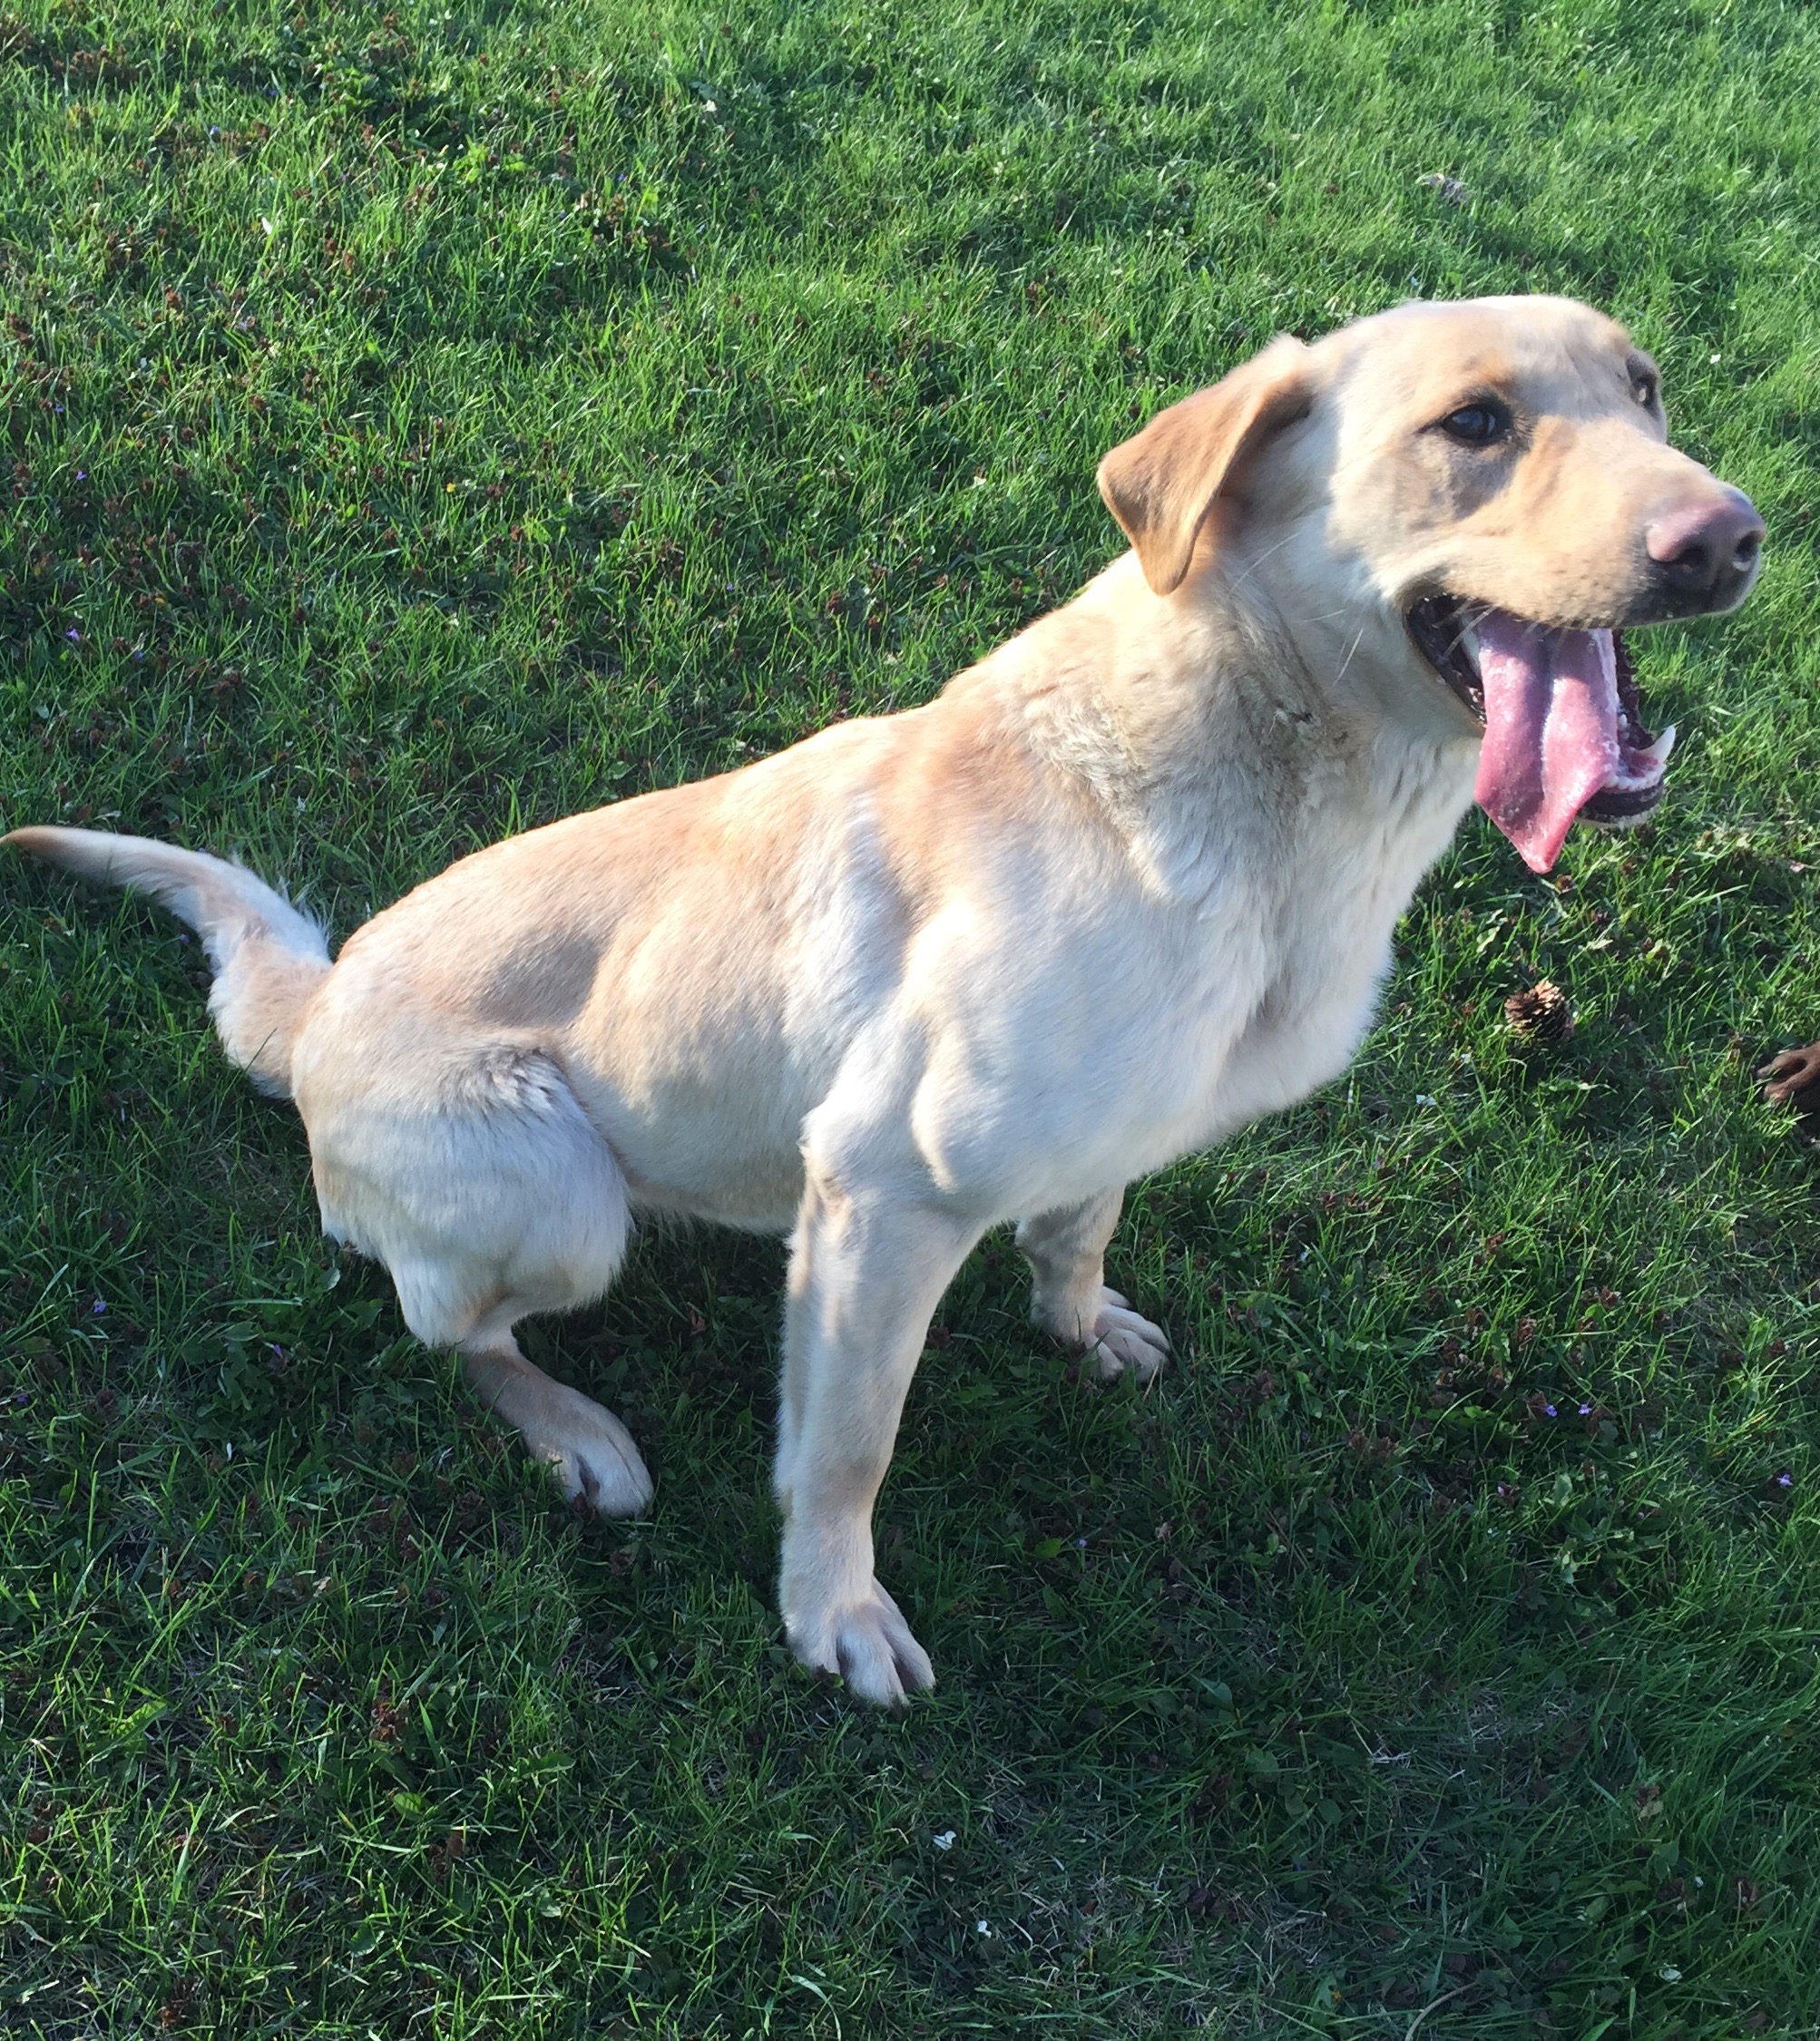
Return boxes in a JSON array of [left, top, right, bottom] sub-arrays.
[[5, 826, 331, 1099]]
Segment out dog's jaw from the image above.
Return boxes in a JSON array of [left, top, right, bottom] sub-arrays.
[[1404, 595, 1675, 871]]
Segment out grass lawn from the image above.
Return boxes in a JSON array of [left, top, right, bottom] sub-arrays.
[[5, 0, 1820, 2032]]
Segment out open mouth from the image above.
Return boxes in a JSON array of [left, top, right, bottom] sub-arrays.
[[1405, 594, 1677, 874]]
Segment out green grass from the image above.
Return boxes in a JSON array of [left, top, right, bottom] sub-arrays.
[[4, 0, 1820, 2032]]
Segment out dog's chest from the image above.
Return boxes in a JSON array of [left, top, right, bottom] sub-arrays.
[[1103, 733, 1474, 1168]]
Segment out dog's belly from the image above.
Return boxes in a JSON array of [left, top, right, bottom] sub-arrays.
[[624, 1160, 807, 1233], [572, 1053, 819, 1234]]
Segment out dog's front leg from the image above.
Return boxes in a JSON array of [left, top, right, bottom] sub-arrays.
[[1018, 1188, 1170, 1382], [774, 1164, 978, 1708]]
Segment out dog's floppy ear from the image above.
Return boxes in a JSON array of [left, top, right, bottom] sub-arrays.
[[1097, 336, 1315, 597]]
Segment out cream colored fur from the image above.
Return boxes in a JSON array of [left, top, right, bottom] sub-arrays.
[[6, 296, 1757, 1706]]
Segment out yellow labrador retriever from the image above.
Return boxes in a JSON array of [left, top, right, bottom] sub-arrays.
[[7, 295, 1763, 1705]]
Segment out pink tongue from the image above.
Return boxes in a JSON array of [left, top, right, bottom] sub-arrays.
[[1473, 614, 1625, 874]]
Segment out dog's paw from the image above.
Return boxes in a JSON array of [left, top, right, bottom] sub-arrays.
[[521, 1385, 653, 1517], [787, 1578, 935, 1709], [1758, 1040, 1820, 1106], [1083, 1287, 1170, 1383]]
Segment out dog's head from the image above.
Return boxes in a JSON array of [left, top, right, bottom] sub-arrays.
[[1097, 296, 1765, 872]]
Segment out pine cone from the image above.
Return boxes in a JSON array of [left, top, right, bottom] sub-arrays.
[[1503, 980, 1573, 1046]]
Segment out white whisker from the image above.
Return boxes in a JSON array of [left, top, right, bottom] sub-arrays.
[[1334, 618, 1370, 685]]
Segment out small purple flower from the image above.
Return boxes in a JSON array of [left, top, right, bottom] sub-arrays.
[[1544, 1403, 1558, 1418], [75, 469, 87, 480], [1073, 1536, 1088, 1548], [91, 1298, 107, 1315], [65, 627, 82, 642], [1579, 1403, 1591, 1416], [1777, 1472, 1794, 1489]]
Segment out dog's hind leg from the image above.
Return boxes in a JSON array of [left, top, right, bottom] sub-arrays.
[[1017, 1188, 1169, 1383], [304, 1043, 651, 1514], [460, 1317, 651, 1516]]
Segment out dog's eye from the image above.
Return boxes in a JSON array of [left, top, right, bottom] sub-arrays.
[[1632, 375, 1659, 409], [1438, 401, 1511, 446]]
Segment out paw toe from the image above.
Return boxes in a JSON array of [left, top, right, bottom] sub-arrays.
[[1088, 1290, 1171, 1382], [791, 1582, 935, 1709], [532, 1396, 652, 1516], [573, 1442, 653, 1517]]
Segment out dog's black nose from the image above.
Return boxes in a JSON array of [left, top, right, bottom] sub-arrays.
[[1645, 487, 1765, 610]]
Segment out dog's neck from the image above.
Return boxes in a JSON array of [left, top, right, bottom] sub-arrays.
[[959, 550, 1481, 906]]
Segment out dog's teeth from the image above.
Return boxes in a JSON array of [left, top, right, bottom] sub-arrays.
[[1641, 722, 1676, 769]]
